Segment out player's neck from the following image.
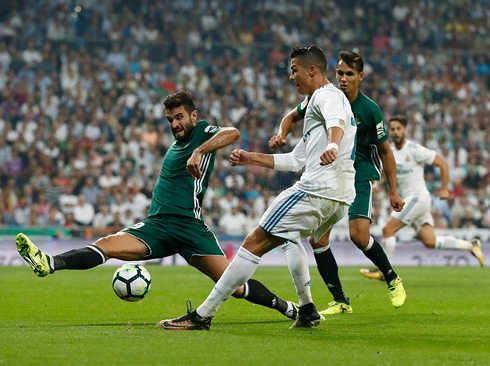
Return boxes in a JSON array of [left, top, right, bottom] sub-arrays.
[[308, 77, 330, 95], [346, 89, 359, 104]]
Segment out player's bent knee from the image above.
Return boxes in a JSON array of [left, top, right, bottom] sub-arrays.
[[382, 226, 394, 238], [350, 232, 370, 248], [93, 234, 148, 260], [309, 236, 328, 249]]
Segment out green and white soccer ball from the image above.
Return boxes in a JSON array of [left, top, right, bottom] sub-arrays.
[[112, 264, 151, 302]]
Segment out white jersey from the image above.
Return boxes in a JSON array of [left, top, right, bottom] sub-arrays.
[[274, 84, 357, 204], [393, 139, 436, 198]]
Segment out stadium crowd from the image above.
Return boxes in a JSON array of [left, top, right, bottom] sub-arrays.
[[0, 0, 489, 235]]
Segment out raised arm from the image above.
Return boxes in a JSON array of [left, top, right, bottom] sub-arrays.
[[377, 140, 404, 212], [187, 127, 240, 179], [269, 108, 303, 150], [431, 154, 449, 199]]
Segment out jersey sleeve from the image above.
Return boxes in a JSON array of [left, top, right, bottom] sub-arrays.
[[273, 137, 306, 172], [412, 144, 437, 165], [370, 105, 388, 144], [196, 121, 221, 144], [318, 91, 348, 130], [296, 95, 310, 119]]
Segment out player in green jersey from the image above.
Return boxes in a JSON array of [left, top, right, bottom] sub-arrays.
[[270, 51, 406, 312], [16, 91, 298, 322]]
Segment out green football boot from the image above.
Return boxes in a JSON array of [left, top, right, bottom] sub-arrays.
[[388, 276, 406, 308], [319, 300, 353, 316], [16, 233, 53, 277]]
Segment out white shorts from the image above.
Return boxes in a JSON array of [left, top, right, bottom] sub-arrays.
[[390, 195, 433, 233], [259, 186, 349, 243]]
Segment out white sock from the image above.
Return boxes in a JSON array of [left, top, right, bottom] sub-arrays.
[[435, 236, 472, 251], [282, 241, 313, 307], [197, 247, 260, 317], [383, 236, 396, 261], [362, 236, 374, 252]]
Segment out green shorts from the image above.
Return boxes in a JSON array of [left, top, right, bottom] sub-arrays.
[[121, 214, 225, 263], [348, 180, 373, 222]]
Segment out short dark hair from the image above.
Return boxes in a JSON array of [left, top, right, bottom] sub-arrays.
[[337, 51, 364, 73], [390, 115, 408, 127], [164, 90, 196, 115], [290, 45, 327, 75]]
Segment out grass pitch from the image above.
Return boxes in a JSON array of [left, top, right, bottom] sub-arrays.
[[1, 265, 489, 366]]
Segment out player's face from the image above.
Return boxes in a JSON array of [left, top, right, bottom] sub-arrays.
[[336, 60, 364, 95], [165, 105, 198, 142], [290, 58, 311, 96], [389, 120, 407, 146]]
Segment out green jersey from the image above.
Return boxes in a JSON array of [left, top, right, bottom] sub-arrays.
[[148, 120, 219, 220], [296, 90, 387, 181]]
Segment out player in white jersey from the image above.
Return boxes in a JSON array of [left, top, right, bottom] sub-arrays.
[[161, 45, 356, 330], [361, 115, 484, 280]]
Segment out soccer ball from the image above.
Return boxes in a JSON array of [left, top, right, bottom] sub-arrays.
[[112, 264, 151, 302]]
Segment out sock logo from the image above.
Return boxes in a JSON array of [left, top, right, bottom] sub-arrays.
[[304, 280, 311, 287]]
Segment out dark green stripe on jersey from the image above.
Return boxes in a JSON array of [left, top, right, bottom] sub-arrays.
[[351, 91, 387, 181], [148, 120, 219, 220]]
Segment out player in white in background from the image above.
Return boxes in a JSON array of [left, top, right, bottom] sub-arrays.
[[361, 115, 484, 280], [161, 45, 357, 330]]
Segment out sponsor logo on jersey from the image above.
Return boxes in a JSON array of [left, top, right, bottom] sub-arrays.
[[376, 121, 385, 139]]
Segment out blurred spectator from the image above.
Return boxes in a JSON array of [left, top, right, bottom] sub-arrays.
[[73, 194, 95, 226], [219, 206, 247, 236], [93, 205, 114, 228]]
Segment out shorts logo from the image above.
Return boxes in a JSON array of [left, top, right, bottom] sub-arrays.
[[303, 131, 311, 143]]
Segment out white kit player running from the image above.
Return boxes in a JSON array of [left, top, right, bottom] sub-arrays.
[[361, 115, 484, 280], [161, 45, 357, 330]]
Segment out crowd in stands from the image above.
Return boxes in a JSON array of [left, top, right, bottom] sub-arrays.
[[0, 0, 489, 236]]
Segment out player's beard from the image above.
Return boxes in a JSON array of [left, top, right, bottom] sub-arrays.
[[173, 121, 194, 142], [394, 134, 405, 148]]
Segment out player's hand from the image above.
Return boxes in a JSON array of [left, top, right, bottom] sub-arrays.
[[439, 188, 449, 200], [269, 135, 287, 151], [320, 148, 337, 165], [230, 149, 251, 166], [390, 193, 405, 212], [186, 150, 203, 179]]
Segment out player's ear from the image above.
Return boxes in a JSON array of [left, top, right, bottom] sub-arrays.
[[358, 71, 365, 81], [191, 110, 198, 122]]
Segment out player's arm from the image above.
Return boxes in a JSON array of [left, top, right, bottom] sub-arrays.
[[269, 108, 303, 150], [231, 138, 306, 172], [187, 127, 240, 179], [431, 154, 449, 199], [377, 140, 404, 212]]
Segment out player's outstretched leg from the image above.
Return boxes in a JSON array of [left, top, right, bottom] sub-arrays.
[[16, 233, 54, 277], [289, 303, 321, 328], [159, 301, 212, 331], [470, 237, 484, 267]]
